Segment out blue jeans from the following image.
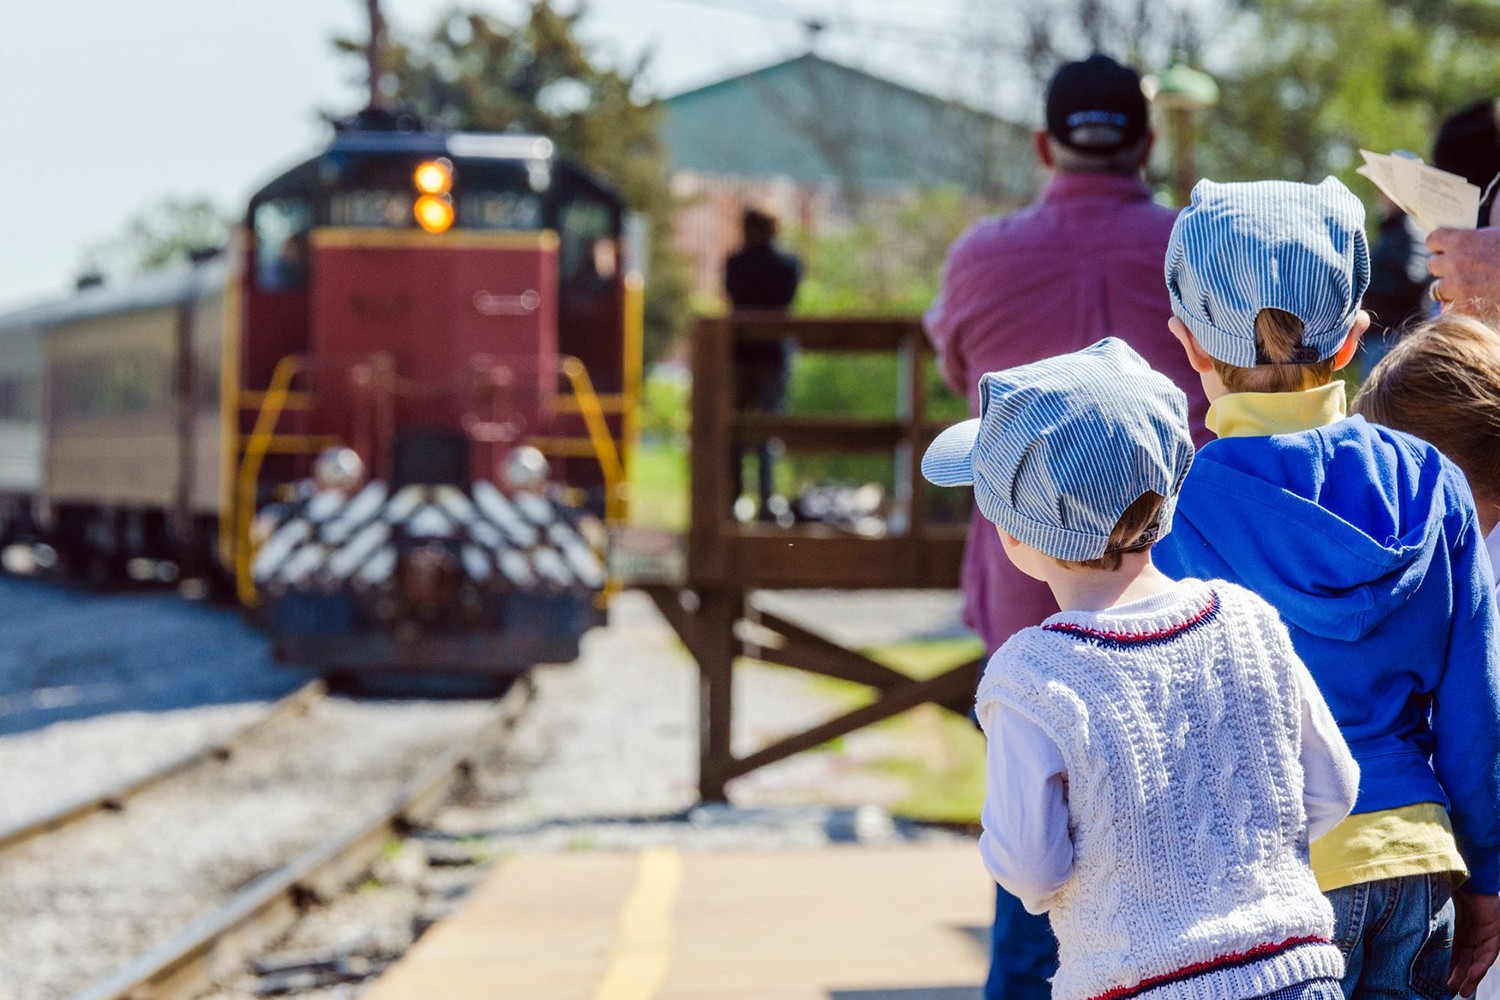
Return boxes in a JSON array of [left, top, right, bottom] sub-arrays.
[[986, 885, 1057, 1000], [1326, 873, 1455, 999], [1257, 980, 1346, 999]]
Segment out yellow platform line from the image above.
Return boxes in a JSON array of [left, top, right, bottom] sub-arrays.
[[590, 847, 683, 1000]]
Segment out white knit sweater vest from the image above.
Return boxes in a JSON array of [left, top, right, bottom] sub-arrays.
[[980, 581, 1343, 1000]]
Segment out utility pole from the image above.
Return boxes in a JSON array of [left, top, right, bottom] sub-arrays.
[[1142, 64, 1219, 207], [366, 0, 383, 110]]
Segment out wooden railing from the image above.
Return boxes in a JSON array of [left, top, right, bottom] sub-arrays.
[[645, 314, 980, 802], [687, 313, 966, 589]]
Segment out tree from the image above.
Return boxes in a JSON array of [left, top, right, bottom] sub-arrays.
[[83, 196, 231, 278], [334, 1, 691, 361], [1198, 0, 1500, 193]]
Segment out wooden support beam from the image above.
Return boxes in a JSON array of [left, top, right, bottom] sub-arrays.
[[644, 586, 744, 802], [749, 607, 973, 717], [723, 659, 983, 781], [750, 608, 911, 689]]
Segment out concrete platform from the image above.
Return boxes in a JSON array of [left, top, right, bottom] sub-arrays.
[[366, 843, 991, 1000]]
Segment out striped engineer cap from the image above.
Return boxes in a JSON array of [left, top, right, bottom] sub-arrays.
[[1165, 177, 1371, 368], [921, 338, 1194, 562]]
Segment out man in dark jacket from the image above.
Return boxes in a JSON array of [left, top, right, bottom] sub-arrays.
[[723, 208, 802, 519]]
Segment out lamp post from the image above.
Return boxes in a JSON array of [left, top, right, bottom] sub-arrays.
[[1143, 65, 1219, 207]]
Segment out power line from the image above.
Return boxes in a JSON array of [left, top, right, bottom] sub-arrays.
[[658, 0, 1018, 53]]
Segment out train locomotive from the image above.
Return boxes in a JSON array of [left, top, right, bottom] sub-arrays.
[[0, 111, 638, 675]]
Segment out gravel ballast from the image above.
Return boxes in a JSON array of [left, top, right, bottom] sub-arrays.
[[200, 589, 977, 999], [0, 575, 306, 832], [0, 694, 498, 1000], [0, 578, 975, 999]]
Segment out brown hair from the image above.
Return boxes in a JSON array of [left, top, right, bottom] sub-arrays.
[[1209, 308, 1338, 393], [1353, 313, 1500, 504], [1063, 491, 1167, 571]]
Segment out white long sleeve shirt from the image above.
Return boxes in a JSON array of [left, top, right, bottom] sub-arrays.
[[976, 585, 1360, 915]]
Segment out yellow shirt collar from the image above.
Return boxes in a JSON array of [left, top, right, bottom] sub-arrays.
[[1205, 382, 1348, 439]]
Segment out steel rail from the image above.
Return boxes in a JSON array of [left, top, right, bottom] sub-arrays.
[[0, 679, 327, 855], [69, 676, 532, 1000]]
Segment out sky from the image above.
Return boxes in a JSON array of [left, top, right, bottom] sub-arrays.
[[0, 0, 1025, 310]]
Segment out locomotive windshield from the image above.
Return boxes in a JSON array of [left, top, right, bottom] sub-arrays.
[[245, 131, 624, 296], [322, 154, 548, 232]]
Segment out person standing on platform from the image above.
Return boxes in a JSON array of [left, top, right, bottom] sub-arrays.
[[723, 207, 802, 520], [924, 52, 1208, 999]]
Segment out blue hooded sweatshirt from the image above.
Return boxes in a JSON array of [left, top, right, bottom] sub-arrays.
[[1156, 414, 1500, 891]]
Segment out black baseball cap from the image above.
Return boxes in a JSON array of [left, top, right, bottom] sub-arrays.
[[1045, 53, 1148, 155], [1433, 100, 1500, 226]]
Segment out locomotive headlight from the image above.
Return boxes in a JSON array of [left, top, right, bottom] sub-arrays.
[[413, 158, 453, 195], [414, 194, 455, 234], [503, 446, 550, 492], [314, 446, 365, 494]]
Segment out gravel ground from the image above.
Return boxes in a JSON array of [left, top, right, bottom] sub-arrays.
[[0, 694, 499, 1000], [197, 588, 977, 999], [0, 574, 307, 831]]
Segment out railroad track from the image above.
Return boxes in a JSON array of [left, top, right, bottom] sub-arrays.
[[0, 679, 326, 854], [67, 676, 532, 1000]]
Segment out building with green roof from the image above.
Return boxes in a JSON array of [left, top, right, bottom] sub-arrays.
[[664, 52, 1033, 198], [661, 53, 1036, 298]]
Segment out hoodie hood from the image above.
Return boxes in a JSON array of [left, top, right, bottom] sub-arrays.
[[1165, 416, 1447, 641]]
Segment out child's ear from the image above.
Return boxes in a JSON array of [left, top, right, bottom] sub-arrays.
[[1169, 317, 1216, 374], [1330, 310, 1371, 372]]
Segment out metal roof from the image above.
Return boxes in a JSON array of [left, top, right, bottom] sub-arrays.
[[326, 130, 556, 162], [0, 257, 228, 337], [663, 53, 1035, 198]]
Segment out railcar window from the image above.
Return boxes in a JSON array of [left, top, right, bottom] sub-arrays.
[[330, 190, 412, 228], [254, 198, 312, 290], [52, 352, 172, 425], [0, 376, 39, 421], [459, 190, 544, 231]]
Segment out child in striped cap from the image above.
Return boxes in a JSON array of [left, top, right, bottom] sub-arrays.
[[923, 337, 1358, 1000], [1156, 177, 1500, 1000]]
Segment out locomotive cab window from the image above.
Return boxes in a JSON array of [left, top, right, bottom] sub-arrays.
[[460, 189, 544, 231], [558, 196, 619, 290], [457, 161, 545, 231], [253, 198, 313, 290]]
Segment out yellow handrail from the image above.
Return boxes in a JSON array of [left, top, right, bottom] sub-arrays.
[[621, 271, 645, 507], [234, 355, 305, 606], [558, 355, 625, 527]]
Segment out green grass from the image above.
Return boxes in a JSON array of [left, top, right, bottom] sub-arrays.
[[863, 638, 986, 824], [627, 441, 689, 531]]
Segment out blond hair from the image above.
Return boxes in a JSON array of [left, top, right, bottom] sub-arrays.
[[1210, 308, 1337, 393], [1353, 313, 1500, 503], [1063, 491, 1167, 571]]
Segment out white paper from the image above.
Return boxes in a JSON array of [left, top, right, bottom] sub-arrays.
[[1357, 148, 1480, 231]]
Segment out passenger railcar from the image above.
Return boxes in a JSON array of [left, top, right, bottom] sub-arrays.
[[0, 113, 639, 675]]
